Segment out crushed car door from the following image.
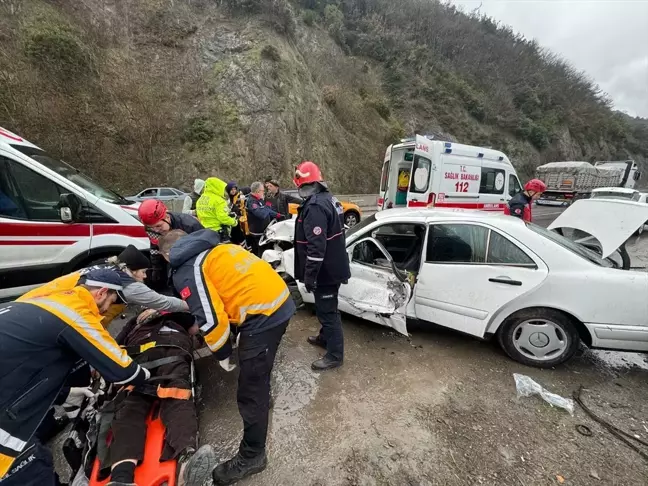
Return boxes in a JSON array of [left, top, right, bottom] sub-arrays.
[[338, 237, 412, 335]]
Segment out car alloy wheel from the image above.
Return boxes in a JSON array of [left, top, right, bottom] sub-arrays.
[[345, 212, 359, 227], [512, 318, 568, 362]]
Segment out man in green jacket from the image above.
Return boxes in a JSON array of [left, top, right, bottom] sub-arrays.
[[196, 177, 237, 238]]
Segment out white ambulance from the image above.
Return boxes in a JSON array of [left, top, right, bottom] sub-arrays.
[[378, 135, 522, 212], [0, 127, 149, 301]]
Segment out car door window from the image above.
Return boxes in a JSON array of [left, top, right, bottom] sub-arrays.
[[171, 189, 184, 195], [4, 158, 64, 221], [352, 240, 391, 269], [140, 188, 158, 198], [480, 168, 505, 195], [509, 174, 522, 198], [487, 231, 535, 266], [426, 224, 488, 263], [372, 223, 426, 270], [159, 188, 175, 197]]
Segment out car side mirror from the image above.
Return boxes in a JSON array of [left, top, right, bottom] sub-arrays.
[[58, 193, 81, 223]]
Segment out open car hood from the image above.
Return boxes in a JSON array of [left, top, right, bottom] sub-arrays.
[[548, 199, 648, 258]]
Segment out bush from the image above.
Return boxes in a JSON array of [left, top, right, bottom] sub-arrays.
[[183, 117, 215, 144], [529, 123, 549, 150], [302, 9, 318, 26], [322, 85, 338, 107], [368, 97, 391, 120], [225, 0, 262, 13], [323, 4, 345, 46], [265, 0, 296, 36], [23, 20, 94, 77], [261, 44, 281, 62]]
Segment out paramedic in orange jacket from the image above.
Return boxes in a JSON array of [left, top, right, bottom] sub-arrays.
[[0, 269, 149, 485], [158, 229, 295, 486]]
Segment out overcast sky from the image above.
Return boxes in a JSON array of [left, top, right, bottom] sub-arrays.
[[449, 0, 648, 118]]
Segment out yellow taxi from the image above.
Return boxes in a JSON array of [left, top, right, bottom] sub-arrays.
[[288, 200, 362, 227]]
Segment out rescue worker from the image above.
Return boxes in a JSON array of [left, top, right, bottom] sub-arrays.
[[138, 199, 203, 290], [158, 229, 295, 485], [226, 181, 250, 245], [505, 178, 547, 223], [105, 310, 215, 486], [264, 177, 302, 217], [0, 269, 150, 485], [182, 178, 205, 216], [20, 245, 188, 325], [196, 177, 238, 239], [245, 181, 284, 257], [293, 161, 350, 371]]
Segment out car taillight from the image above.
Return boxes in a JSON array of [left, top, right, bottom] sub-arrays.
[[427, 193, 436, 207], [565, 194, 574, 199]]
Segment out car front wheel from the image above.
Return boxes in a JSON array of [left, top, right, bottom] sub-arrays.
[[344, 211, 360, 227], [497, 308, 581, 368]]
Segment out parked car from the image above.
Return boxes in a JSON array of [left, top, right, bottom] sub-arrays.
[[126, 187, 187, 202], [278, 198, 648, 368], [283, 189, 363, 227]]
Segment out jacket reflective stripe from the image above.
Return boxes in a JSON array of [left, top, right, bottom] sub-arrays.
[[0, 452, 16, 478], [194, 250, 231, 352], [113, 364, 144, 385], [307, 256, 324, 261], [238, 287, 289, 323], [157, 386, 192, 400], [22, 297, 130, 366], [0, 427, 26, 453]]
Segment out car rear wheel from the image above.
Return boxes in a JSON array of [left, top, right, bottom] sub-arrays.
[[344, 211, 360, 227], [497, 309, 580, 368]]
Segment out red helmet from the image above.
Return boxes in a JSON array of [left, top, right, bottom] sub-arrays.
[[138, 199, 168, 225], [524, 179, 546, 193], [293, 161, 323, 187]]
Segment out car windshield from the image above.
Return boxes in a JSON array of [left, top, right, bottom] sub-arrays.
[[11, 145, 128, 204], [591, 191, 639, 201], [527, 223, 613, 267], [346, 213, 376, 238]]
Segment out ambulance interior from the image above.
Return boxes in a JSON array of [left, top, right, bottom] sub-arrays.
[[383, 147, 415, 209]]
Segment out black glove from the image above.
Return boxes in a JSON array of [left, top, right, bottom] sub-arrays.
[[305, 281, 316, 293]]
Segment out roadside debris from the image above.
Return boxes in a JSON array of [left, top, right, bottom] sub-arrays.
[[513, 374, 575, 415]]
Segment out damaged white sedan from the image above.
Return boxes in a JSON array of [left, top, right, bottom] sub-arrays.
[[274, 200, 648, 368]]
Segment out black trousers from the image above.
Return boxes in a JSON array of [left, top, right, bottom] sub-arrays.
[[246, 234, 262, 257], [314, 284, 344, 361], [237, 321, 288, 458]]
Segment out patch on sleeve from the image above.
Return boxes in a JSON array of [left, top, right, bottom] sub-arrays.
[[252, 203, 259, 209], [313, 226, 322, 235], [180, 286, 192, 300], [514, 208, 522, 215]]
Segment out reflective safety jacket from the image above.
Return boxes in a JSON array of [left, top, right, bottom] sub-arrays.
[[196, 178, 237, 232], [504, 192, 532, 223], [0, 287, 146, 477], [19, 264, 186, 326], [169, 230, 295, 359]]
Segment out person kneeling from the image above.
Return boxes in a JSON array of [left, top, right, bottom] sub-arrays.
[[106, 310, 214, 486]]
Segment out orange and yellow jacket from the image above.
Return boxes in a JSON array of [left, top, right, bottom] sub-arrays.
[[168, 229, 295, 359], [0, 287, 146, 478]]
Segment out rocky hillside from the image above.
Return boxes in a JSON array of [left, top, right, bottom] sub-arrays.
[[0, 0, 646, 193]]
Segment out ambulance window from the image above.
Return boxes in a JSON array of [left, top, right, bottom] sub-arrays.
[[410, 155, 431, 194], [5, 159, 64, 221], [0, 158, 27, 219], [480, 168, 505, 195], [509, 175, 522, 198]]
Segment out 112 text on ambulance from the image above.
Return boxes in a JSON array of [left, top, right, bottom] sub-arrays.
[[444, 165, 480, 193]]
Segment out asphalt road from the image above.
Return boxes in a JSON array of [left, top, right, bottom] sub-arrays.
[[532, 204, 567, 228]]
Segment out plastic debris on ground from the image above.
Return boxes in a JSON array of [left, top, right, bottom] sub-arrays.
[[513, 373, 575, 416]]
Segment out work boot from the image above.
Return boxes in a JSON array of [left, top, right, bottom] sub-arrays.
[[178, 445, 216, 486], [307, 335, 326, 349], [311, 356, 343, 371], [212, 452, 267, 485]]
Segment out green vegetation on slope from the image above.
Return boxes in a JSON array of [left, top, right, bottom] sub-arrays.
[[0, 0, 645, 193]]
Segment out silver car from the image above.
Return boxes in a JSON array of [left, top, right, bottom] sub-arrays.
[[126, 187, 187, 202]]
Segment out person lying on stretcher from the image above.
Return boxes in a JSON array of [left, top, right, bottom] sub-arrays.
[[105, 309, 215, 486]]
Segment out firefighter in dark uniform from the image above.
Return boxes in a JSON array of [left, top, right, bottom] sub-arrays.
[[504, 179, 547, 223], [138, 199, 204, 290], [157, 229, 295, 485], [293, 161, 351, 371], [245, 181, 284, 257]]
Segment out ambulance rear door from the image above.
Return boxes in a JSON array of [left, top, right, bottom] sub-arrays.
[[406, 135, 436, 208], [378, 144, 392, 211]]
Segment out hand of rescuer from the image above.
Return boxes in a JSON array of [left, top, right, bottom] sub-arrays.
[[305, 280, 316, 293], [63, 386, 105, 419]]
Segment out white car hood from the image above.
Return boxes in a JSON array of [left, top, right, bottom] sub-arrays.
[[548, 199, 648, 258]]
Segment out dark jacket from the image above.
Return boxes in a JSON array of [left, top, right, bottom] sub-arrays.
[[246, 194, 279, 235], [265, 191, 302, 218], [505, 192, 532, 222], [148, 212, 204, 290], [294, 188, 351, 287], [169, 230, 294, 360], [189, 192, 200, 211], [0, 289, 146, 476]]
